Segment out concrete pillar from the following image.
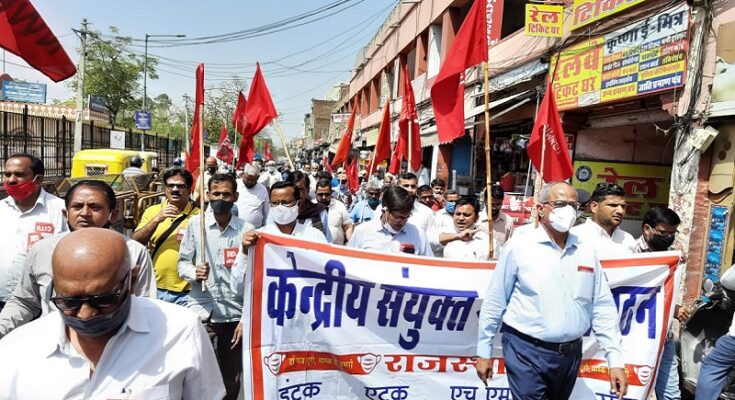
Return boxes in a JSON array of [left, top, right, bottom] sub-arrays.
[[436, 143, 452, 183], [441, 8, 460, 62], [415, 32, 428, 77]]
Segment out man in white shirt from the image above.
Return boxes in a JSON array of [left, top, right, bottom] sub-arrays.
[[397, 172, 435, 233], [0, 180, 155, 338], [232, 181, 327, 297], [433, 190, 461, 232], [235, 163, 270, 228], [476, 182, 627, 399], [192, 156, 218, 203], [570, 182, 636, 255], [478, 185, 514, 248], [0, 153, 67, 312], [348, 186, 433, 257], [315, 178, 353, 245], [259, 160, 282, 188], [0, 228, 225, 399], [439, 198, 491, 261]]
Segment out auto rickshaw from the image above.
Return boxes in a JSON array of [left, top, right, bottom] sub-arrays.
[[71, 149, 158, 177], [67, 149, 163, 234]]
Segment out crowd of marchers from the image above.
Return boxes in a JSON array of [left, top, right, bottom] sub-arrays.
[[0, 152, 731, 400]]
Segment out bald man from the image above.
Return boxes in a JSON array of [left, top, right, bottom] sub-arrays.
[[0, 228, 225, 399]]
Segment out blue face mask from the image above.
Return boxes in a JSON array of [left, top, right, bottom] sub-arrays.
[[445, 201, 456, 214]]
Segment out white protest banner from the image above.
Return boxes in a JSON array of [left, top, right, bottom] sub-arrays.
[[242, 233, 680, 400]]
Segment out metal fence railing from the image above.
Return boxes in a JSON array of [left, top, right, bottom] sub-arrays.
[[0, 106, 182, 178]]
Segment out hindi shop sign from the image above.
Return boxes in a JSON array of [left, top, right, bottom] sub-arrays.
[[551, 3, 689, 111], [572, 0, 647, 31], [572, 161, 671, 220], [242, 233, 679, 400], [525, 4, 564, 38]]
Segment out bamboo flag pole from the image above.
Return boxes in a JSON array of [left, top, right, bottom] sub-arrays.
[[483, 62, 495, 259], [271, 118, 295, 170], [532, 123, 547, 229], [407, 119, 413, 175], [197, 104, 207, 292], [232, 120, 238, 170]]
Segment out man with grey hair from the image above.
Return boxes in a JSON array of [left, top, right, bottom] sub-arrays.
[[476, 181, 627, 399], [259, 160, 281, 188], [350, 180, 382, 224], [235, 163, 270, 228]]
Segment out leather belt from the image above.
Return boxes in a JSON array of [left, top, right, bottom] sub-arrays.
[[504, 325, 582, 354]]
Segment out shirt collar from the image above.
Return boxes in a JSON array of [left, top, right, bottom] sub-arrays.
[[44, 297, 149, 358], [635, 235, 651, 252], [206, 212, 241, 232], [530, 223, 580, 250], [3, 188, 48, 213]]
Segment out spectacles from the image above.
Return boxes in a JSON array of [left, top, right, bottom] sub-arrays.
[[271, 200, 297, 207], [543, 200, 580, 210], [165, 183, 188, 190], [651, 227, 679, 237], [50, 271, 130, 311], [387, 210, 411, 222]]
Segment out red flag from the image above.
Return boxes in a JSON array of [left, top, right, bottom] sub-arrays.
[[347, 157, 359, 195], [216, 123, 234, 164], [242, 63, 277, 137], [397, 64, 421, 172], [430, 0, 489, 143], [527, 81, 573, 182], [331, 107, 356, 170], [264, 142, 272, 161], [368, 100, 392, 177], [232, 91, 248, 135], [388, 149, 401, 175], [236, 136, 255, 169], [185, 64, 205, 174], [0, 0, 76, 82], [323, 154, 332, 174]]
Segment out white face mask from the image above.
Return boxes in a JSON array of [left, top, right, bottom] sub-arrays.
[[271, 204, 299, 225], [549, 205, 577, 233], [383, 221, 401, 235]]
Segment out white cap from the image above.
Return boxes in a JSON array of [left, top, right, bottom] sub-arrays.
[[244, 163, 260, 176]]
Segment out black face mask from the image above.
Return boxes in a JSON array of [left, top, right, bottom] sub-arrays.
[[210, 199, 234, 214], [207, 167, 217, 174], [648, 233, 675, 251]]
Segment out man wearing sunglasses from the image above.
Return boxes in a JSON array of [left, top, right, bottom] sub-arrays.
[[476, 182, 627, 400], [347, 186, 433, 256], [0, 180, 155, 338], [0, 228, 225, 398], [571, 182, 636, 255], [133, 167, 200, 305]]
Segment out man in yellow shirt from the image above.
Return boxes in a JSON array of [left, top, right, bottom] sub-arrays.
[[132, 168, 200, 304]]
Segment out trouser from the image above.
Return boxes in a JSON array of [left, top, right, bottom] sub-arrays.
[[502, 326, 583, 400], [205, 321, 242, 400], [696, 335, 735, 400], [156, 288, 190, 306], [654, 334, 681, 400]]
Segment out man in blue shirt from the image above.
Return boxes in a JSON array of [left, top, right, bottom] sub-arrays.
[[475, 181, 627, 399], [350, 181, 381, 224]]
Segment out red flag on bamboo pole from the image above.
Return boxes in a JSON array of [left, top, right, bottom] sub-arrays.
[[367, 100, 392, 177], [264, 142, 272, 161], [430, 0, 488, 143], [331, 107, 356, 170], [185, 64, 205, 175], [242, 63, 277, 135], [527, 81, 573, 182], [0, 0, 76, 82], [216, 123, 234, 164], [347, 157, 359, 195], [397, 64, 421, 172], [232, 91, 248, 135]]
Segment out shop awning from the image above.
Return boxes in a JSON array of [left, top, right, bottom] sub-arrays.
[[419, 89, 538, 141]]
